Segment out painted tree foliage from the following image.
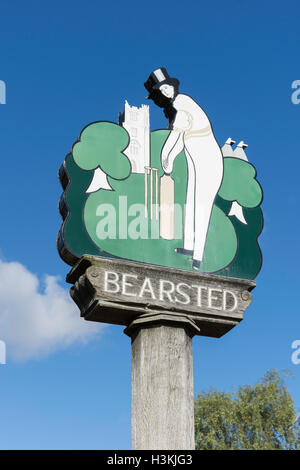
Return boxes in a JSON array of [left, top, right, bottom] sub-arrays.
[[58, 122, 263, 279], [194, 370, 300, 450]]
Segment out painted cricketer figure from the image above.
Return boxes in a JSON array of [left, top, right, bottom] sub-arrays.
[[145, 68, 224, 270]]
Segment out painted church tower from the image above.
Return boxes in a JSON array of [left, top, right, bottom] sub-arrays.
[[119, 101, 150, 174]]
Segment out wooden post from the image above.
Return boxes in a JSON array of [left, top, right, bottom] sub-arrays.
[[125, 314, 199, 450], [66, 255, 255, 450]]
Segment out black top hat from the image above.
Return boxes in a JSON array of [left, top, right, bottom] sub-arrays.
[[144, 67, 180, 98]]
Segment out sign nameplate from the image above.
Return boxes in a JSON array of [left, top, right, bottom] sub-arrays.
[[67, 256, 255, 338]]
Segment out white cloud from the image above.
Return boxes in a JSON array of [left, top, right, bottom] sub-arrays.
[[0, 259, 103, 361]]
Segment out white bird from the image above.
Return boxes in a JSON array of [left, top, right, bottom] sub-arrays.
[[233, 141, 248, 161], [86, 166, 113, 193], [221, 137, 236, 157]]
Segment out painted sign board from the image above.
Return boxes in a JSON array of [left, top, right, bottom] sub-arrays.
[[58, 68, 263, 281], [67, 255, 255, 337]]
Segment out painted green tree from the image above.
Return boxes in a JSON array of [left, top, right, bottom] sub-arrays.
[[194, 370, 300, 450], [58, 122, 131, 265], [72, 121, 130, 179], [58, 121, 263, 279]]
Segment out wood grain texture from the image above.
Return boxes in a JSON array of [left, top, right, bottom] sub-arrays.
[[67, 255, 256, 338], [131, 324, 195, 450], [66, 255, 257, 450]]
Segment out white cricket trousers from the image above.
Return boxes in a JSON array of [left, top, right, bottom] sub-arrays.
[[183, 136, 223, 262]]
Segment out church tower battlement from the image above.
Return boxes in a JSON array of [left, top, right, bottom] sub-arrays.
[[119, 101, 150, 174]]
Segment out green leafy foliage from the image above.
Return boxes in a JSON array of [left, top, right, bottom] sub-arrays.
[[58, 123, 263, 278], [195, 370, 300, 450], [214, 195, 263, 279], [219, 158, 262, 208], [83, 130, 237, 273], [72, 122, 130, 179]]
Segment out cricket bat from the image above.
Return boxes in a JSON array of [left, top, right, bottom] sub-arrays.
[[160, 174, 175, 240]]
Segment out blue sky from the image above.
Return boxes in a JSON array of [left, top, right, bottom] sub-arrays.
[[0, 0, 299, 449]]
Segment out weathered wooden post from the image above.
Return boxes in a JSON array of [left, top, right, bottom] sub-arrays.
[[65, 256, 255, 449], [57, 67, 263, 449], [126, 316, 197, 450]]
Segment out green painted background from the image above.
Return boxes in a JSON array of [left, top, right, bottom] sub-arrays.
[[58, 123, 263, 280]]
